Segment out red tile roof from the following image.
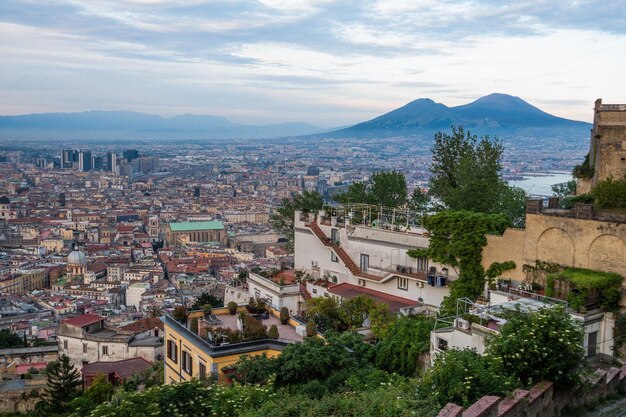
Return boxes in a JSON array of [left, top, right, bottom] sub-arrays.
[[120, 317, 164, 333], [62, 313, 103, 328], [328, 283, 419, 312]]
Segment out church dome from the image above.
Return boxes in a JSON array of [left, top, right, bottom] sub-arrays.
[[0, 196, 10, 205], [67, 250, 87, 265]]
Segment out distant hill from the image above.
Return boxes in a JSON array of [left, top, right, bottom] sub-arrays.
[[329, 93, 591, 138], [0, 110, 323, 140]]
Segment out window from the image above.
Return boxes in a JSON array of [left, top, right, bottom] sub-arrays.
[[331, 251, 338, 262], [397, 276, 409, 290], [416, 257, 428, 272], [82, 343, 87, 354], [587, 331, 598, 357], [254, 289, 261, 299], [167, 339, 178, 363], [266, 296, 273, 306], [199, 362, 207, 380], [182, 350, 193, 375], [360, 254, 369, 272], [63, 340, 68, 350], [102, 345, 108, 355], [437, 338, 449, 351]]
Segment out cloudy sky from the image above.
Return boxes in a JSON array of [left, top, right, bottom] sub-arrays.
[[1, 0, 625, 127]]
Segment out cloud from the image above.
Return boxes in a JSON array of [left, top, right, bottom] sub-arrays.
[[0, 0, 624, 125]]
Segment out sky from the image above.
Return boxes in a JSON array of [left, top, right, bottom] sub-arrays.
[[1, 0, 625, 127]]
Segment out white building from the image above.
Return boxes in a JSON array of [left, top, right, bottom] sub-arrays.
[[294, 207, 455, 310], [430, 291, 616, 365], [127, 281, 152, 310], [58, 314, 163, 369], [246, 270, 302, 314]]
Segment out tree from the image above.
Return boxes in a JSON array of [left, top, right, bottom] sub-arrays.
[[190, 317, 199, 334], [305, 320, 317, 337], [305, 296, 344, 333], [419, 348, 515, 408], [279, 306, 289, 324], [375, 315, 434, 377], [487, 305, 585, 387], [0, 329, 25, 349], [147, 306, 163, 318], [340, 295, 375, 329], [408, 211, 511, 313], [408, 188, 429, 213], [191, 292, 223, 310], [268, 324, 279, 340], [228, 301, 238, 315], [428, 126, 525, 225], [42, 354, 82, 413], [172, 306, 188, 323], [69, 373, 115, 417], [337, 171, 408, 207], [271, 190, 323, 244]]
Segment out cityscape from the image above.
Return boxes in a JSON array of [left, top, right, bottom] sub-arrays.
[[1, 1, 626, 417]]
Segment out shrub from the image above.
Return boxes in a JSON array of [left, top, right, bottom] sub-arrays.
[[242, 314, 268, 340], [189, 317, 199, 334], [592, 175, 626, 208], [268, 325, 279, 340], [487, 305, 585, 387], [246, 298, 267, 314], [279, 307, 289, 324], [227, 301, 238, 315], [172, 306, 188, 324], [306, 321, 317, 337]]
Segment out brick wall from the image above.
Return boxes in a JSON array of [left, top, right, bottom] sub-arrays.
[[437, 365, 626, 417]]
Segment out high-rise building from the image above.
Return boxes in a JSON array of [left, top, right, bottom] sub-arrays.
[[194, 186, 201, 198], [92, 155, 103, 171], [307, 166, 320, 176], [78, 150, 92, 172], [123, 149, 139, 162], [107, 152, 118, 174], [61, 149, 75, 168]]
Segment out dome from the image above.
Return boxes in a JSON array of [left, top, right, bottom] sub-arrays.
[[0, 196, 10, 205], [67, 250, 87, 265]]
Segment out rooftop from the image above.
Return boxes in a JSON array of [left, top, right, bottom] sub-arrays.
[[328, 282, 419, 312], [80, 357, 152, 378], [62, 313, 103, 327], [169, 221, 224, 232]]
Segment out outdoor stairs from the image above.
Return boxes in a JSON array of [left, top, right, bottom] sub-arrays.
[[306, 222, 382, 281]]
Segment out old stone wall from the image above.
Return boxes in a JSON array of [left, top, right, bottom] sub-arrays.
[[437, 365, 626, 417]]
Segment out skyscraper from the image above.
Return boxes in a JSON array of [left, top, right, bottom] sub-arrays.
[[123, 149, 139, 162], [107, 152, 118, 174], [78, 150, 92, 172]]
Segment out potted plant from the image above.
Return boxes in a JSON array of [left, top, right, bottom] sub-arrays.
[[279, 307, 289, 325], [227, 301, 238, 315]]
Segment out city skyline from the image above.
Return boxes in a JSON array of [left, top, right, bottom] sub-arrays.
[[1, 1, 625, 127]]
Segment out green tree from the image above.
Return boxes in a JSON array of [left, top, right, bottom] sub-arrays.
[[41, 354, 82, 413], [69, 373, 114, 417], [408, 187, 429, 212], [338, 171, 408, 207], [487, 305, 585, 387], [429, 126, 525, 225], [271, 190, 324, 244], [147, 306, 163, 318], [172, 306, 188, 323], [408, 211, 510, 313], [0, 329, 25, 349], [375, 315, 434, 377], [419, 348, 515, 408], [191, 292, 223, 310], [268, 324, 279, 340], [339, 295, 375, 329]]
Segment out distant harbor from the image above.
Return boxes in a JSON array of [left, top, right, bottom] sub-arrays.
[[508, 171, 573, 197]]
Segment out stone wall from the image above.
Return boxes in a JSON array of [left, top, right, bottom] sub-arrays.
[[437, 365, 626, 417]]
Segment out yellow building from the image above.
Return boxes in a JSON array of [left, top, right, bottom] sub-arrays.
[[162, 308, 303, 384]]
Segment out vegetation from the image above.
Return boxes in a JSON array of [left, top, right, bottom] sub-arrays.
[[68, 373, 114, 417], [305, 320, 317, 337], [572, 153, 594, 179], [408, 210, 511, 313], [0, 329, 25, 349], [279, 307, 289, 324], [337, 170, 408, 207], [374, 315, 434, 377], [551, 180, 578, 209], [428, 126, 526, 226], [546, 267, 623, 312], [487, 305, 585, 387], [419, 348, 515, 408], [304, 295, 392, 335], [271, 190, 324, 244], [592, 175, 626, 209], [191, 292, 223, 310], [268, 324, 279, 340], [227, 301, 238, 315], [39, 354, 82, 414], [172, 306, 188, 323]]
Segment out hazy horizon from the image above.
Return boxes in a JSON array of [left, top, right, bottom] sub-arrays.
[[2, 1, 625, 127]]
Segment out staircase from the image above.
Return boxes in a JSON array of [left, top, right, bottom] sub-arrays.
[[306, 222, 381, 281]]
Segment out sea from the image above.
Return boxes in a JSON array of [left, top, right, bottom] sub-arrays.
[[508, 171, 573, 197]]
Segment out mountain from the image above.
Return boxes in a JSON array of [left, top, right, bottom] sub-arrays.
[[0, 111, 324, 140], [330, 93, 591, 138]]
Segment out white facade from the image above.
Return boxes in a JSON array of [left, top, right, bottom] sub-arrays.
[[294, 211, 454, 308], [127, 281, 151, 310], [246, 272, 301, 314]]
